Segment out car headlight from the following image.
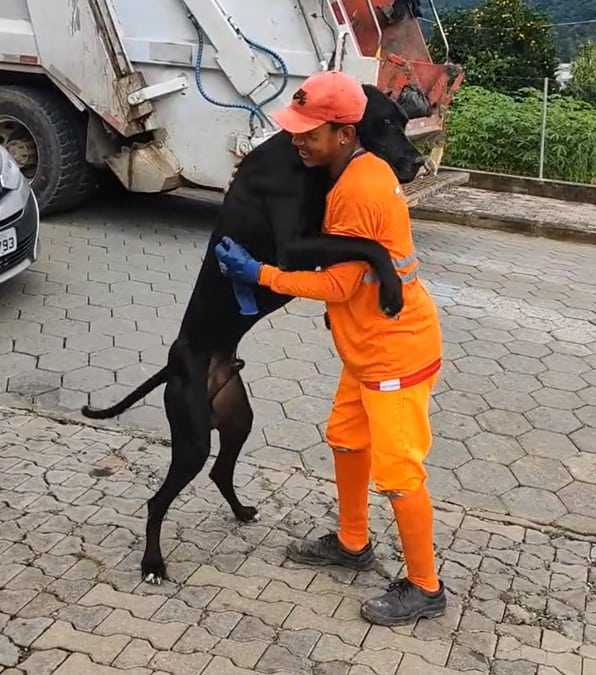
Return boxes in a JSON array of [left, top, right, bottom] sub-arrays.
[[0, 146, 23, 191]]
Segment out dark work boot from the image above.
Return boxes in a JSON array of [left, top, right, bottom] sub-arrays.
[[286, 533, 375, 571], [360, 578, 447, 626]]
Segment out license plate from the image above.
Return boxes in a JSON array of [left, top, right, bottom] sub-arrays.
[[0, 227, 17, 258]]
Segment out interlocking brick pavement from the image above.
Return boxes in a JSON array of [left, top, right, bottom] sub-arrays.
[[1, 193, 596, 672], [1, 194, 594, 534], [0, 409, 595, 674]]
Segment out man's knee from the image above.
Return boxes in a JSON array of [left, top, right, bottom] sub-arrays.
[[326, 413, 369, 451], [326, 425, 369, 452], [377, 482, 425, 500], [370, 458, 428, 497], [331, 446, 368, 455]]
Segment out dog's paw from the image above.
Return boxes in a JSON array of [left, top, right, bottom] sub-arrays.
[[144, 572, 163, 586], [235, 505, 259, 523], [379, 285, 403, 318], [141, 558, 167, 585]]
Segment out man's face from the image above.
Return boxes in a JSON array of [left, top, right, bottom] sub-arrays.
[[291, 123, 353, 168]]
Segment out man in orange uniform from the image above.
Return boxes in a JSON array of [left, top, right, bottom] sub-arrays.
[[215, 70, 446, 626]]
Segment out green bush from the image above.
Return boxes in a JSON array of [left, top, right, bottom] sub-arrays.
[[443, 85, 596, 184]]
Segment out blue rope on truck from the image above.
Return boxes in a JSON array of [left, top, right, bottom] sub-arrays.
[[185, 9, 289, 316], [187, 11, 289, 133]]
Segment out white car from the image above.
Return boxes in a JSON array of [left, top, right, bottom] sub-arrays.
[[0, 144, 40, 284]]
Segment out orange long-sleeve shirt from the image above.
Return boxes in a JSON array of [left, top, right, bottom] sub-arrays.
[[258, 151, 442, 382]]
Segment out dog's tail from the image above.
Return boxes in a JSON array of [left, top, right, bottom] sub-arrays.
[[81, 366, 168, 420]]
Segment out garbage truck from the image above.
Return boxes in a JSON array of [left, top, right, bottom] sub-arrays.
[[0, 0, 467, 216]]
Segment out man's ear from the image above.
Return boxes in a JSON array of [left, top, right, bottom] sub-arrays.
[[338, 124, 358, 145]]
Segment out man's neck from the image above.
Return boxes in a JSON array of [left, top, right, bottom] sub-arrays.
[[329, 142, 364, 181]]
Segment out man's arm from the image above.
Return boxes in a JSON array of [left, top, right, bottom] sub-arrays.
[[258, 260, 367, 303], [279, 235, 403, 316], [257, 197, 380, 302]]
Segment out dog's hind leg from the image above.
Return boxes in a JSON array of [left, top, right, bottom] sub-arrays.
[[141, 352, 211, 585], [209, 372, 258, 523]]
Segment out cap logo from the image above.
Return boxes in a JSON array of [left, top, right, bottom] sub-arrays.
[[293, 88, 308, 106]]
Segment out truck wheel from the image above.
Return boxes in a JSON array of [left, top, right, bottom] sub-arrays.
[[0, 85, 93, 216]]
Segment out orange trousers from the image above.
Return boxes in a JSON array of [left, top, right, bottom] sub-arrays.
[[326, 366, 436, 493], [326, 366, 440, 592]]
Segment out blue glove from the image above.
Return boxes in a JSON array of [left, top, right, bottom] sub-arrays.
[[215, 236, 262, 285], [215, 237, 262, 316], [231, 280, 260, 316]]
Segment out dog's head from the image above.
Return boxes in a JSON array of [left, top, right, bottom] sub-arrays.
[[357, 84, 426, 184]]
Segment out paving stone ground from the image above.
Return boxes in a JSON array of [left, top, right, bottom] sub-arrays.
[[0, 192, 596, 673], [1, 193, 595, 533], [0, 409, 595, 675]]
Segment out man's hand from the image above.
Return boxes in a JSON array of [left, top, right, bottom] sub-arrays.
[[215, 237, 263, 285]]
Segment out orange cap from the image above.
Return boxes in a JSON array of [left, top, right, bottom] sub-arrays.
[[270, 70, 367, 134]]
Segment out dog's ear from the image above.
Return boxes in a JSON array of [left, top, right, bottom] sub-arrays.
[[393, 100, 410, 129], [361, 83, 377, 97]]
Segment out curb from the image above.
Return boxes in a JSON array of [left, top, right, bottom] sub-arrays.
[[411, 206, 596, 245], [441, 166, 596, 205]]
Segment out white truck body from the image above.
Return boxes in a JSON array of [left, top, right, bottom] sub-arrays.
[[0, 0, 468, 213], [1, 1, 381, 191]]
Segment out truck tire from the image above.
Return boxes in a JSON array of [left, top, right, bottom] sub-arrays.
[[0, 85, 94, 216], [75, 163, 100, 201]]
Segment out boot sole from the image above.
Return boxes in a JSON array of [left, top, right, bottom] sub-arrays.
[[360, 602, 447, 626], [286, 548, 376, 572]]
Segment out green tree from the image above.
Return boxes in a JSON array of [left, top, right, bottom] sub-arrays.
[[569, 41, 596, 106], [430, 0, 559, 92], [425, 1, 596, 61]]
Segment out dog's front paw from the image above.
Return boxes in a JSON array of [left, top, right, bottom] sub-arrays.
[[379, 284, 403, 318], [141, 557, 167, 585], [235, 505, 259, 523]]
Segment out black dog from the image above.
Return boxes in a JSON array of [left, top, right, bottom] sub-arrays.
[[81, 84, 427, 584]]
